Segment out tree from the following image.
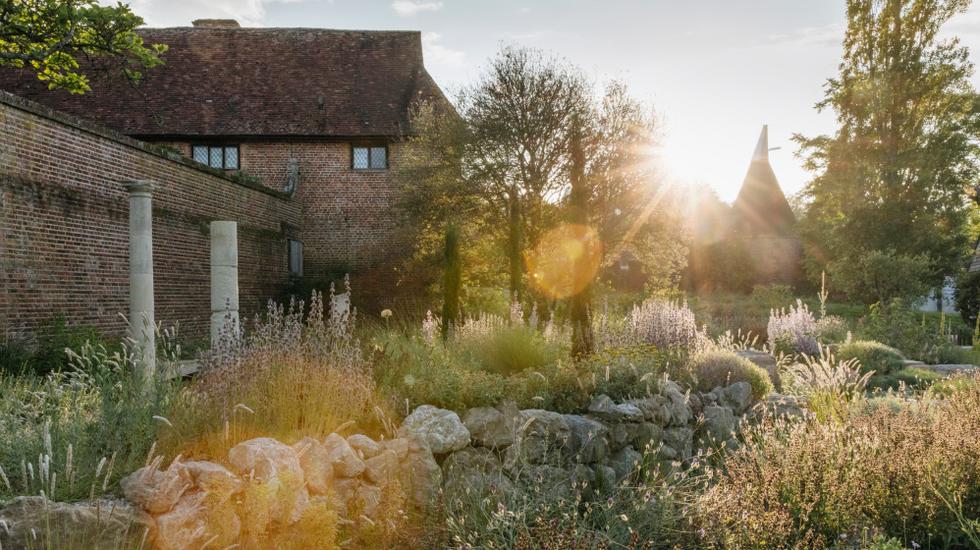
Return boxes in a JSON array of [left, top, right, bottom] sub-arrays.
[[0, 0, 166, 94], [568, 121, 595, 357], [441, 225, 462, 340], [795, 0, 980, 300]]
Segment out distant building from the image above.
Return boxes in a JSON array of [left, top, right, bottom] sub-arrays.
[[687, 125, 802, 292]]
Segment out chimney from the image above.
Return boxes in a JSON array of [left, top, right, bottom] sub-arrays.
[[192, 19, 240, 28]]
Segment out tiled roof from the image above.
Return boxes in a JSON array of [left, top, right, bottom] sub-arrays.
[[0, 25, 449, 137]]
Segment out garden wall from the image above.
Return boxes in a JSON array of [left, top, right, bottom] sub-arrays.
[[0, 91, 302, 341]]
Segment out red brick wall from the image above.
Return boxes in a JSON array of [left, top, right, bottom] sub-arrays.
[[158, 140, 412, 302], [0, 92, 302, 341]]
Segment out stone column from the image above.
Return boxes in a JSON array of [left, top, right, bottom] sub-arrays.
[[125, 180, 156, 380], [210, 221, 240, 349]]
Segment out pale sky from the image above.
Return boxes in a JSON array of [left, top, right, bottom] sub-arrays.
[[128, 0, 980, 202]]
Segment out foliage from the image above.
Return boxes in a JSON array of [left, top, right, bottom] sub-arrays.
[[443, 449, 699, 549], [768, 299, 819, 355], [832, 249, 933, 305], [795, 0, 979, 292], [0, 334, 181, 502], [688, 238, 757, 294], [457, 320, 565, 377], [0, 317, 116, 377], [868, 365, 946, 392], [955, 269, 980, 331], [750, 283, 795, 309], [690, 349, 773, 400], [619, 298, 707, 354], [783, 347, 873, 422], [697, 373, 980, 548], [815, 314, 851, 344], [836, 339, 906, 375], [0, 0, 166, 93], [859, 299, 953, 361]]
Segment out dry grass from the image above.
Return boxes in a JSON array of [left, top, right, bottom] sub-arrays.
[[696, 373, 980, 548]]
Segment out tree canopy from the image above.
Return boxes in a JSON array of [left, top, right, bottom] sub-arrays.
[[0, 0, 166, 93], [795, 0, 980, 302]]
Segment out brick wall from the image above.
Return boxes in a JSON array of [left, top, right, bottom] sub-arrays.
[[0, 92, 302, 341], [158, 140, 412, 300]]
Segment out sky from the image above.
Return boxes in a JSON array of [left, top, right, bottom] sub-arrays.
[[128, 0, 980, 203]]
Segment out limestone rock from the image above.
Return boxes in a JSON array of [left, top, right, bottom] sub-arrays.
[[504, 409, 571, 468], [627, 395, 672, 425], [442, 447, 514, 506], [662, 426, 694, 461], [328, 478, 361, 517], [292, 437, 333, 495], [364, 449, 400, 485], [323, 433, 367, 478], [609, 446, 642, 481], [354, 483, 383, 518], [662, 381, 692, 427], [463, 406, 515, 449], [347, 434, 382, 459], [401, 440, 443, 509], [399, 405, 471, 455], [564, 415, 610, 464], [592, 464, 618, 495], [720, 382, 753, 414], [380, 437, 411, 460], [227, 437, 309, 525], [182, 461, 241, 504], [155, 491, 240, 550], [630, 422, 664, 453], [120, 462, 190, 514], [701, 405, 736, 443], [0, 497, 154, 550], [587, 394, 644, 423]]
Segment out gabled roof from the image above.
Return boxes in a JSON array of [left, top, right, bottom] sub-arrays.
[[731, 125, 796, 236], [0, 23, 449, 138]]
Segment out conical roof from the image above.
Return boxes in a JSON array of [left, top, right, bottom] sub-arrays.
[[732, 125, 796, 236]]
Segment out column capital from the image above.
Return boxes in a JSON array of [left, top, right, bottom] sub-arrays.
[[124, 180, 157, 194]]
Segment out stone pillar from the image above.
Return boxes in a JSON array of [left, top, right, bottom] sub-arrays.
[[210, 221, 240, 349], [125, 180, 156, 380]]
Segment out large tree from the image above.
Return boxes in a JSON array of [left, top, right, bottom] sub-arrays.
[[796, 0, 980, 302], [395, 47, 684, 302], [0, 0, 166, 93]]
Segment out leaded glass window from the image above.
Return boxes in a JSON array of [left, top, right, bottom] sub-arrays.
[[190, 144, 240, 170], [352, 144, 388, 170]]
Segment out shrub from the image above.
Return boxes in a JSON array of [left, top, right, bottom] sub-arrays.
[[783, 347, 871, 422], [750, 283, 794, 309], [836, 340, 906, 375], [955, 269, 980, 334], [690, 349, 772, 399], [0, 317, 115, 377], [868, 366, 945, 392], [696, 373, 980, 548], [622, 299, 707, 353], [859, 300, 948, 360], [832, 249, 931, 305], [457, 322, 564, 376], [768, 300, 819, 355], [815, 314, 850, 344]]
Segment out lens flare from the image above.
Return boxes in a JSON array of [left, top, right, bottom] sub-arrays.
[[526, 224, 603, 299]]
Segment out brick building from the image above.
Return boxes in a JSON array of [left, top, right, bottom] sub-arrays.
[[0, 20, 450, 340]]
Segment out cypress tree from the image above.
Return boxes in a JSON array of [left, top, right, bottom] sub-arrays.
[[442, 224, 462, 340]]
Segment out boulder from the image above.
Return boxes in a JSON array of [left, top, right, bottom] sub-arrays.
[[609, 446, 643, 481], [587, 395, 644, 423], [504, 409, 571, 468], [155, 491, 240, 550], [328, 478, 361, 517], [182, 461, 241, 504], [602, 420, 631, 452], [628, 395, 673, 426], [662, 381, 692, 427], [120, 462, 191, 514], [227, 437, 309, 525], [720, 382, 753, 414], [0, 497, 154, 550], [701, 405, 736, 443], [399, 405, 471, 455], [630, 422, 664, 453], [442, 447, 514, 506], [354, 483, 383, 518], [364, 449, 399, 485], [291, 437, 333, 495], [661, 426, 693, 461], [463, 406, 515, 449], [323, 433, 366, 478], [736, 350, 781, 390], [751, 394, 813, 422], [347, 434, 382, 459], [592, 464, 618, 495], [563, 415, 610, 464], [401, 440, 443, 510], [380, 437, 411, 460]]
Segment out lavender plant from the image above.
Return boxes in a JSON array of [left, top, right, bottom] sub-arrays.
[[619, 299, 708, 353], [767, 300, 819, 355]]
